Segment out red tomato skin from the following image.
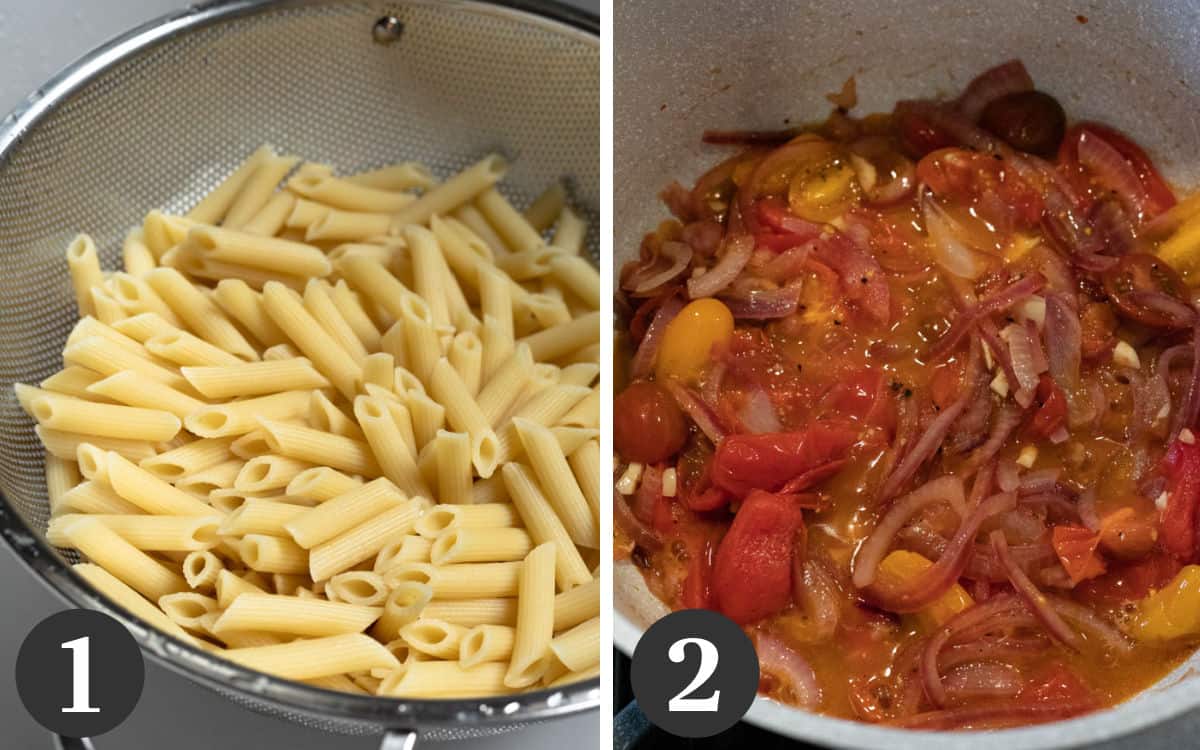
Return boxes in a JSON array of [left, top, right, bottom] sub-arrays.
[[1160, 440, 1200, 562], [1050, 524, 1107, 585], [1028, 374, 1069, 440], [710, 423, 858, 498], [1058, 123, 1176, 218], [711, 490, 804, 624], [916, 147, 1044, 226], [614, 381, 689, 464], [1076, 549, 1183, 606], [681, 538, 714, 609], [897, 112, 957, 158]]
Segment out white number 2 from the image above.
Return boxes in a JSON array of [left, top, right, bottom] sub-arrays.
[[61, 636, 100, 713], [666, 637, 720, 712]]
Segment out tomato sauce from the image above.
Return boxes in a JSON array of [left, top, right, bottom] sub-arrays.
[[615, 60, 1200, 729]]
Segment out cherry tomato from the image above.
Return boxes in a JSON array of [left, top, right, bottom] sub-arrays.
[[1028, 374, 1068, 440], [979, 90, 1066, 157], [896, 110, 956, 158], [1098, 508, 1159, 561], [916, 148, 1044, 226], [816, 369, 897, 436], [710, 423, 857, 497], [929, 358, 968, 411], [711, 489, 805, 623], [1050, 524, 1107, 585], [1160, 439, 1200, 562], [614, 381, 688, 464], [1101, 253, 1192, 329], [1078, 301, 1118, 359], [1058, 122, 1176, 219], [1076, 549, 1183, 606]]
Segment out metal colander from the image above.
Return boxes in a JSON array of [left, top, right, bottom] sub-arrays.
[[0, 0, 598, 744]]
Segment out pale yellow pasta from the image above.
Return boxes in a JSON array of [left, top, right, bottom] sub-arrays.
[[416, 597, 514, 628], [261, 281, 362, 399], [524, 182, 567, 233], [240, 534, 309, 574], [375, 534, 433, 571], [346, 162, 434, 191], [519, 311, 600, 363], [476, 344, 534, 426], [220, 498, 308, 536], [28, 392, 180, 442], [213, 593, 381, 637], [66, 234, 103, 317], [402, 225, 452, 328], [48, 513, 220, 552], [285, 477, 406, 549], [308, 391, 365, 440], [285, 197, 330, 230], [302, 279, 369, 363], [352, 398, 427, 496], [477, 264, 515, 340], [45, 453, 80, 515], [459, 624, 515, 667], [64, 335, 187, 389], [371, 581, 433, 641], [187, 145, 274, 224], [475, 188, 544, 253], [386, 561, 521, 600], [223, 633, 399, 681], [428, 430, 469, 505], [290, 171, 417, 213], [553, 577, 599, 632], [41, 366, 106, 400], [501, 463, 591, 590], [558, 342, 600, 367], [447, 331, 483, 397], [188, 224, 331, 279], [328, 241, 395, 267], [397, 618, 466, 660], [122, 228, 157, 276], [60, 517, 186, 600], [551, 205, 587, 255], [256, 417, 379, 476], [108, 272, 183, 325], [272, 573, 311, 596], [406, 393, 446, 451], [74, 563, 195, 643], [413, 503, 520, 538], [326, 571, 389, 607], [56, 481, 140, 515], [158, 592, 220, 632], [215, 568, 267, 608], [334, 256, 416, 328], [85, 371, 203, 420], [559, 384, 600, 427], [513, 418, 598, 549], [399, 295, 441, 383], [222, 151, 300, 229], [506, 542, 556, 687], [307, 208, 397, 243], [101, 451, 216, 515], [493, 384, 590, 464], [140, 436, 233, 480], [309, 500, 423, 581], [390, 155, 507, 229], [450, 204, 507, 258], [286, 466, 362, 502], [428, 358, 499, 477], [66, 315, 151, 356], [548, 254, 600, 309], [549, 616, 599, 672], [235, 454, 314, 492], [212, 279, 289, 348], [110, 312, 177, 344], [361, 352, 394, 391], [182, 550, 224, 590], [226, 431, 270, 461], [176, 252, 308, 292], [146, 268, 257, 360], [430, 527, 533, 565], [241, 190, 296, 236], [185, 390, 312, 437], [495, 246, 556, 281], [567, 440, 600, 517], [141, 212, 194, 257], [480, 314, 516, 384], [145, 329, 245, 368], [182, 358, 329, 399], [328, 280, 382, 352]]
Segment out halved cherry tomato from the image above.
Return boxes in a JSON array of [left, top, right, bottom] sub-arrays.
[[896, 110, 957, 158], [1098, 507, 1159, 561], [614, 381, 689, 464], [1076, 549, 1183, 606], [1101, 253, 1192, 329], [710, 423, 858, 498], [1028, 374, 1068, 440], [1058, 123, 1176, 219], [816, 369, 897, 437], [1160, 439, 1200, 562], [711, 489, 805, 623], [1051, 524, 1107, 585], [915, 148, 1044, 226]]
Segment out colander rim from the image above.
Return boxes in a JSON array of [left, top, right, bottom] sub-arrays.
[[0, 0, 599, 731]]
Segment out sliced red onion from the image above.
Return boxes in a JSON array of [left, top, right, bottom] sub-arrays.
[[963, 406, 1024, 473], [760, 242, 815, 282], [1076, 129, 1148, 221], [996, 461, 1020, 493], [1003, 322, 1047, 406], [1048, 425, 1070, 444], [736, 389, 783, 434], [681, 219, 724, 258], [937, 635, 1050, 672], [923, 190, 985, 279], [1044, 292, 1082, 399], [990, 530, 1080, 650], [614, 488, 663, 552], [865, 492, 1017, 613], [663, 380, 727, 444], [687, 232, 754, 299], [1018, 468, 1061, 495], [918, 592, 1029, 707], [1128, 290, 1196, 328], [793, 560, 841, 643], [876, 393, 970, 502], [955, 60, 1034, 122], [853, 475, 967, 588], [967, 461, 996, 509], [631, 295, 684, 379], [701, 359, 726, 406], [624, 241, 693, 294], [756, 633, 821, 709], [1047, 596, 1134, 656], [719, 282, 802, 320], [942, 662, 1025, 704], [928, 273, 1046, 362], [812, 232, 890, 324], [1171, 318, 1200, 441], [1077, 489, 1101, 532], [979, 317, 1021, 390]]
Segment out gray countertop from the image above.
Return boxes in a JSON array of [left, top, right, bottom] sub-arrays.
[[0, 1, 598, 748]]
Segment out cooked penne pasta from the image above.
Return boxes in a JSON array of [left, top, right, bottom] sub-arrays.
[[501, 463, 592, 590], [413, 503, 520, 538], [146, 267, 257, 360], [182, 550, 224, 590], [475, 188, 544, 253], [328, 280, 382, 352], [399, 618, 468, 659], [524, 182, 567, 232], [549, 616, 599, 672], [459, 624, 516, 667], [159, 592, 220, 632], [240, 534, 309, 575], [506, 542, 556, 687], [428, 358, 499, 477], [212, 278, 289, 348], [40, 366, 107, 400], [122, 228, 157, 276], [48, 514, 220, 552], [386, 561, 521, 600], [261, 281, 362, 399], [182, 358, 329, 399], [448, 331, 483, 397], [353, 397, 428, 497], [213, 593, 381, 637], [567, 440, 600, 517], [285, 477, 406, 549], [28, 392, 180, 442], [430, 526, 533, 565], [326, 571, 389, 607], [513, 418, 598, 548], [109, 272, 184, 325], [223, 634, 399, 681], [241, 190, 297, 236], [390, 155, 507, 229], [370, 581, 433, 641], [286, 466, 363, 502], [220, 498, 309, 537], [66, 234, 103, 317], [59, 517, 187, 601], [73, 563, 194, 643], [45, 453, 81, 516], [187, 145, 274, 224], [56, 481, 140, 516], [222, 151, 300, 229], [309, 500, 423, 582], [378, 660, 508, 698], [302, 279, 369, 363], [85, 371, 204, 420], [346, 161, 434, 191], [256, 418, 379, 476], [185, 390, 312, 437]]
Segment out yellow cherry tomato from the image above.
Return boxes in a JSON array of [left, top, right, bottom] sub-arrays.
[[1127, 564, 1200, 641], [655, 298, 734, 384], [788, 155, 860, 223], [876, 550, 974, 633]]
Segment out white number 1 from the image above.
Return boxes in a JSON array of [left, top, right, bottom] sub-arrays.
[[666, 637, 720, 712], [61, 636, 100, 713]]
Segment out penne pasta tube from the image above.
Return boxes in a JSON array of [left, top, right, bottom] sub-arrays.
[[145, 329, 245, 368], [185, 390, 311, 437], [60, 517, 187, 601], [547, 254, 600, 309], [56, 481, 141, 515], [551, 206, 587, 255], [326, 571, 389, 607], [40, 367, 107, 400], [146, 268, 257, 360], [506, 542, 556, 687], [309, 500, 423, 581], [158, 592, 220, 632], [378, 660, 508, 699], [187, 145, 274, 224], [285, 477, 406, 549], [385, 561, 521, 600], [108, 272, 184, 325], [559, 386, 599, 429], [213, 593, 382, 637], [329, 280, 382, 352], [45, 453, 80, 516], [448, 331, 483, 397], [519, 311, 600, 363], [66, 234, 103, 317], [85, 371, 204, 420], [375, 535, 433, 571], [548, 616, 599, 672], [501, 463, 592, 590], [476, 344, 535, 426], [73, 563, 194, 643], [241, 190, 296, 236], [222, 151, 300, 229], [413, 503, 520, 538], [219, 498, 308, 536], [390, 155, 507, 229], [513, 418, 598, 548], [212, 278, 289, 348], [475, 188, 544, 253], [361, 352, 394, 391], [370, 581, 433, 641], [181, 358, 329, 399], [302, 279, 369, 363], [524, 182, 567, 232], [29, 392, 180, 442], [64, 336, 188, 390], [346, 162, 435, 191], [450, 205, 506, 258], [289, 172, 417, 213], [182, 550, 224, 590], [398, 295, 440, 384], [215, 568, 267, 608], [223, 634, 399, 681], [309, 390, 365, 440], [430, 527, 533, 565], [235, 454, 315, 492], [353, 397, 428, 497], [421, 598, 517, 628], [567, 440, 600, 517], [261, 281, 362, 399], [102, 451, 217, 516], [433, 430, 472, 505], [240, 534, 309, 574], [286, 466, 362, 502], [404, 225, 451, 328], [47, 514, 220, 552], [140, 437, 234, 480], [257, 417, 380, 477], [495, 246, 556, 281], [428, 358, 499, 477], [122, 228, 157, 276], [110, 312, 177, 344], [554, 578, 599, 632], [459, 624, 516, 667]]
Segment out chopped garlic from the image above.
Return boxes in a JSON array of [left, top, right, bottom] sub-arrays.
[[1183, 428, 1196, 445], [982, 342, 996, 371], [1018, 296, 1046, 328], [1112, 340, 1141, 369], [1016, 445, 1038, 468], [661, 468, 678, 497], [990, 370, 1010, 398], [1158, 403, 1172, 423], [616, 462, 643, 495], [829, 215, 848, 230], [690, 266, 707, 279], [1156, 491, 1170, 512]]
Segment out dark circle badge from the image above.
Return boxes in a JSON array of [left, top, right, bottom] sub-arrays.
[[630, 609, 759, 737], [16, 609, 144, 738]]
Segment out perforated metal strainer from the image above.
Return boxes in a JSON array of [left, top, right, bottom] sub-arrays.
[[0, 0, 598, 745]]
